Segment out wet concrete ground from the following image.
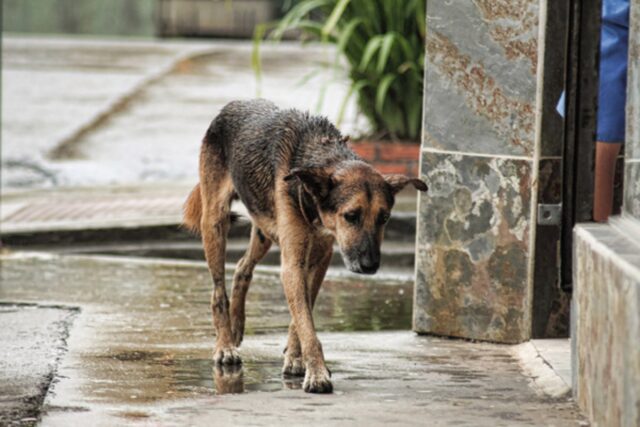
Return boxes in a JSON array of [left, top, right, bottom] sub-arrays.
[[0, 303, 76, 426], [2, 36, 365, 190], [2, 35, 582, 425], [0, 252, 584, 426]]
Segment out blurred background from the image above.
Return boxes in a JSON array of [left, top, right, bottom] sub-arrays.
[[2, 0, 424, 190], [4, 0, 290, 38]]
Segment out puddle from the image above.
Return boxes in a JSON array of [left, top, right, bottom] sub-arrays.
[[0, 254, 413, 402]]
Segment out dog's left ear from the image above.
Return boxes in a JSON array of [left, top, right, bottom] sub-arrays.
[[284, 167, 333, 199], [384, 174, 428, 196]]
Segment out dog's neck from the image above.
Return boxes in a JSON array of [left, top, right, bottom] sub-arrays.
[[297, 183, 322, 229]]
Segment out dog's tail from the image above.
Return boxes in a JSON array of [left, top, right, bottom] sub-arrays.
[[183, 183, 202, 235], [183, 183, 242, 236]]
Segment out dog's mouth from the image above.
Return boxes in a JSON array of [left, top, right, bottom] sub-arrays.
[[343, 256, 379, 275], [352, 265, 378, 275]]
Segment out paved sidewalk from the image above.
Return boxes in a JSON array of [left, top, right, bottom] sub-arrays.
[[2, 36, 366, 189], [2, 36, 211, 188], [0, 252, 584, 426]]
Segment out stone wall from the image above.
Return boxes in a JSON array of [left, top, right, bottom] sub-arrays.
[[573, 224, 640, 426], [414, 0, 568, 343]]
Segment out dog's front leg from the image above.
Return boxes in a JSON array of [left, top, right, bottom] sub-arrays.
[[283, 237, 333, 377], [280, 235, 332, 393]]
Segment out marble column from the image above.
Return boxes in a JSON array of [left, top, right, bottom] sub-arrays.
[[414, 0, 565, 343]]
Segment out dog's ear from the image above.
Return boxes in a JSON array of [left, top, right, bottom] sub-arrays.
[[384, 174, 428, 196], [284, 167, 334, 199]]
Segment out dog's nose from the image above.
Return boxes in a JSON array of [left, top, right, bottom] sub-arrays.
[[359, 255, 380, 274]]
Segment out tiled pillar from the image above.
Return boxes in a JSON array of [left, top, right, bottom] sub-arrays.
[[414, 0, 553, 343]]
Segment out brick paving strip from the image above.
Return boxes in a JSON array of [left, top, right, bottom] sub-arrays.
[[0, 185, 192, 235]]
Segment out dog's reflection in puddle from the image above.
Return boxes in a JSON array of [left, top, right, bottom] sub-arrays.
[[282, 374, 304, 390], [213, 365, 244, 394], [213, 364, 304, 394]]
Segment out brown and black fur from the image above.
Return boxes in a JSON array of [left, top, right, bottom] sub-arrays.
[[183, 99, 427, 393]]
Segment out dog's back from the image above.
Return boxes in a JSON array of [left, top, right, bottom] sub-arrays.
[[185, 99, 355, 231]]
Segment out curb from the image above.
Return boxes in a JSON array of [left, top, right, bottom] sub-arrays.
[[38, 239, 417, 268], [1, 213, 417, 247], [511, 341, 571, 399], [47, 46, 216, 160]]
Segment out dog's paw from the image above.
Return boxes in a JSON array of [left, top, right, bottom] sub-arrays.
[[282, 354, 305, 376], [213, 346, 242, 365], [303, 365, 333, 394]]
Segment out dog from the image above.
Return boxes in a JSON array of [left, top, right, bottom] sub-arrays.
[[183, 99, 427, 393]]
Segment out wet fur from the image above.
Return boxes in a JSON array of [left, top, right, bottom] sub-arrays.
[[183, 99, 427, 394]]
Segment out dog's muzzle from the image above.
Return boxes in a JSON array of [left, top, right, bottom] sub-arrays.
[[342, 243, 380, 275]]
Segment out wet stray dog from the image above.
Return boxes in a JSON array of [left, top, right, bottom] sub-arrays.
[[183, 99, 427, 393]]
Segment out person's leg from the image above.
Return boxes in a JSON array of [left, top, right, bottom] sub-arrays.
[[593, 141, 622, 222]]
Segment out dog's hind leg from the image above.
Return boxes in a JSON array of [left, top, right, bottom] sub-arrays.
[[230, 226, 272, 347], [282, 236, 333, 378], [200, 142, 240, 365]]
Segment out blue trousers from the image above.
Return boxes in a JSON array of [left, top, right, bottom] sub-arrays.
[[556, 0, 629, 143], [597, 0, 629, 143]]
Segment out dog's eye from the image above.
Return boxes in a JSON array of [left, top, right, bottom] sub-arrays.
[[343, 211, 360, 225], [377, 211, 390, 225]]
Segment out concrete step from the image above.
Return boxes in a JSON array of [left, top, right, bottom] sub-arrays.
[[1, 213, 417, 246], [34, 239, 417, 268], [1, 185, 418, 246]]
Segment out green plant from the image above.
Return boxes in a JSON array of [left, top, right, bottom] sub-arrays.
[[253, 0, 426, 141]]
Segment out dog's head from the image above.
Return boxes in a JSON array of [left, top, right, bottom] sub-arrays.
[[285, 161, 427, 274]]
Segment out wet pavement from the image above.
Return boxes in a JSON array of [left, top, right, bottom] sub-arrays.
[[0, 252, 584, 426], [0, 303, 76, 426], [1, 35, 583, 426], [2, 37, 206, 188], [2, 36, 366, 190]]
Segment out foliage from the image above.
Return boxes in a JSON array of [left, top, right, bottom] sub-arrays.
[[254, 0, 426, 141]]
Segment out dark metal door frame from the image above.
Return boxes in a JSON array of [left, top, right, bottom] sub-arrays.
[[561, 0, 602, 291]]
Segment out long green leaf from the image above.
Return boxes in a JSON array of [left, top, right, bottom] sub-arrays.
[[336, 17, 364, 53], [377, 33, 395, 73], [322, 0, 351, 39], [271, 0, 331, 40], [358, 35, 383, 72], [375, 73, 396, 114]]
